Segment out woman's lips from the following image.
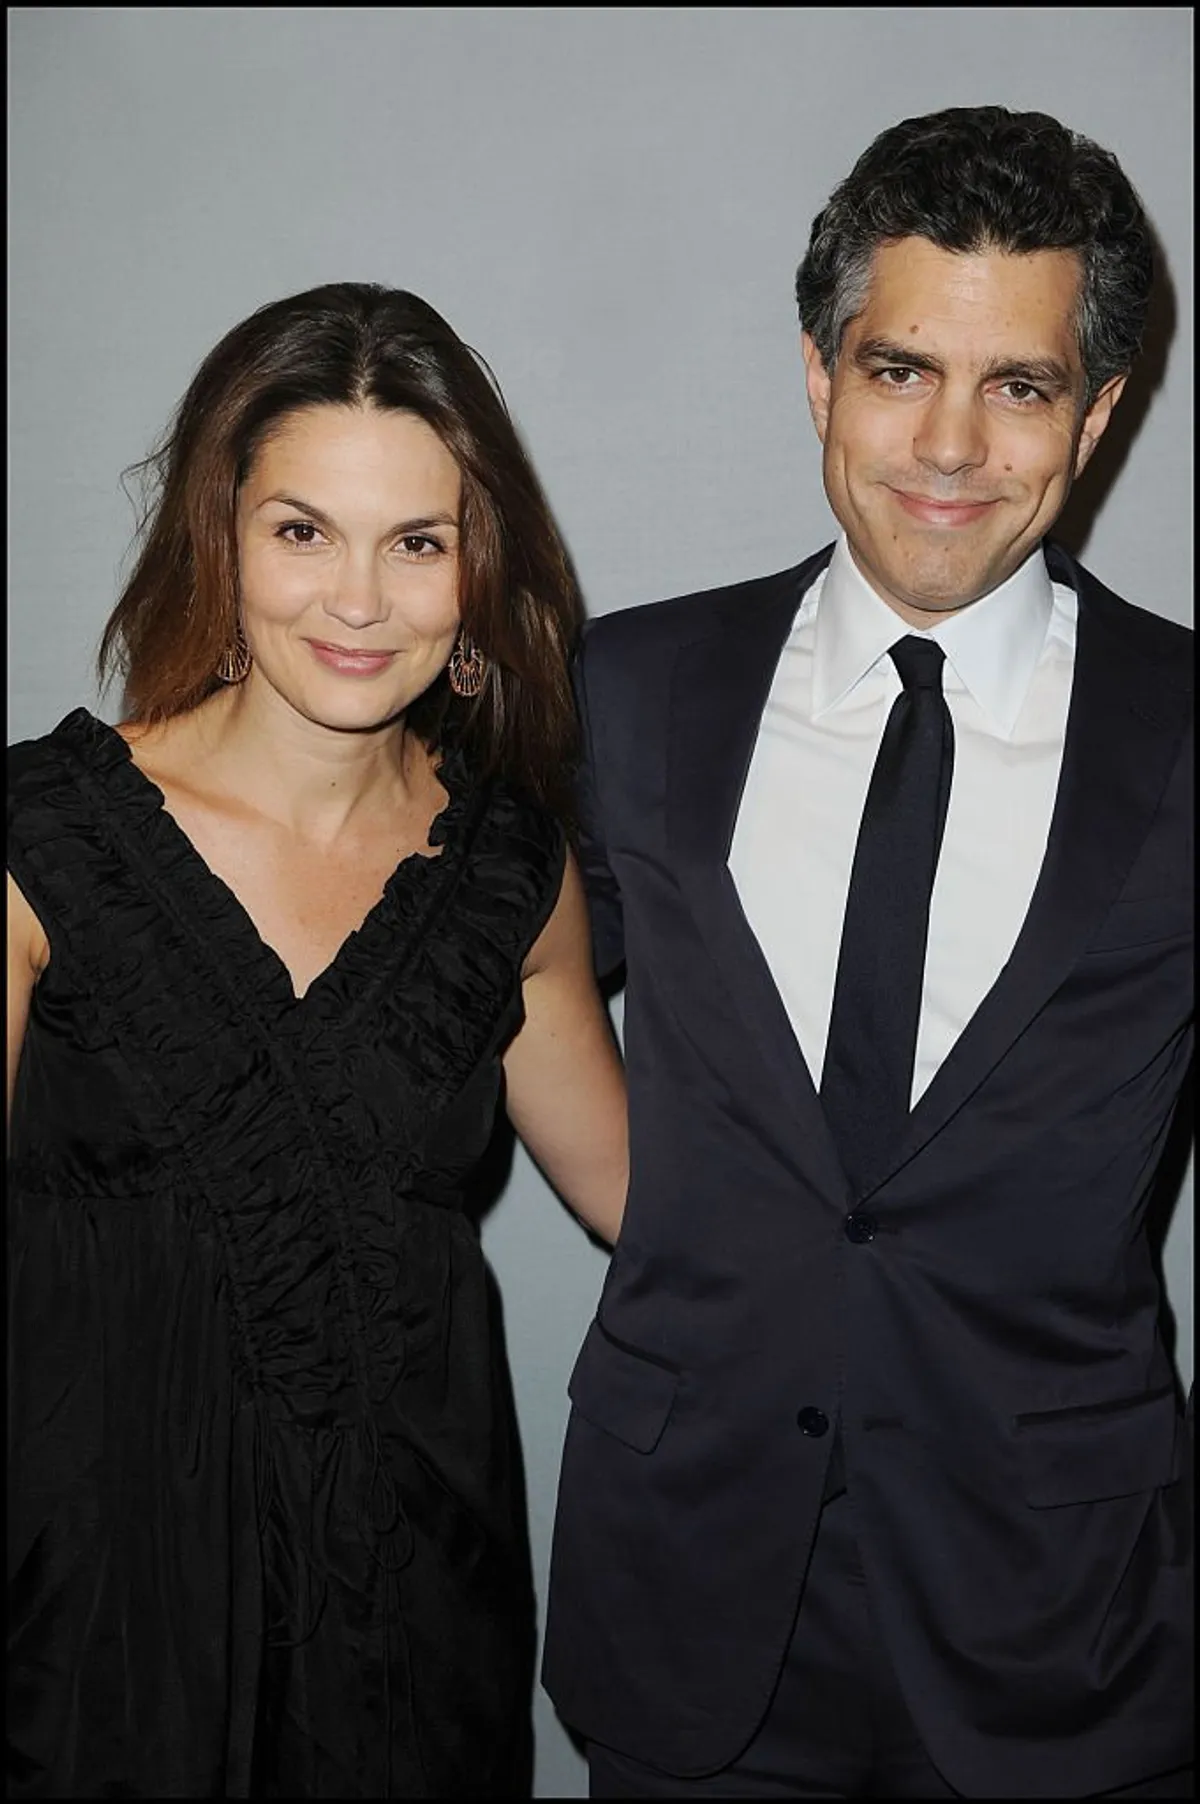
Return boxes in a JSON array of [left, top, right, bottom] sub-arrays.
[[306, 639, 397, 676], [890, 489, 998, 527]]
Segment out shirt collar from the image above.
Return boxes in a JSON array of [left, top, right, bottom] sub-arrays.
[[812, 534, 1054, 737]]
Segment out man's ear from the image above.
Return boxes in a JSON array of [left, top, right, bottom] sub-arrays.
[[1074, 372, 1128, 478], [801, 331, 833, 444]]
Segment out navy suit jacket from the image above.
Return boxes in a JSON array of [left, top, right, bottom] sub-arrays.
[[542, 542, 1193, 1796]]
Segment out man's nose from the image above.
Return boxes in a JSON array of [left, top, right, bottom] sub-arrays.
[[912, 387, 989, 477]]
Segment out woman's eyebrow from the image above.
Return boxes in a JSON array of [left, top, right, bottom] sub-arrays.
[[259, 493, 460, 532]]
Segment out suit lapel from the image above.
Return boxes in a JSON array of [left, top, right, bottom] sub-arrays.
[[666, 546, 850, 1193], [862, 545, 1192, 1195], [663, 541, 1188, 1200]]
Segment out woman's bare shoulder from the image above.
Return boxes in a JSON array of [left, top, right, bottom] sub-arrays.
[[6, 869, 50, 975]]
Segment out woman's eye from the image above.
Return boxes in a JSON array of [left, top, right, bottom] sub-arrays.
[[398, 534, 442, 558], [277, 521, 322, 546]]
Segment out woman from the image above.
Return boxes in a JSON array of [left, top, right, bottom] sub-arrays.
[[6, 283, 627, 1799]]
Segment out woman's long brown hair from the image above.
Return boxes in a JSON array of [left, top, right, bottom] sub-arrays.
[[99, 283, 583, 820]]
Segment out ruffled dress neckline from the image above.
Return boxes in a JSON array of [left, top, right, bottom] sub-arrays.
[[51, 706, 478, 1020]]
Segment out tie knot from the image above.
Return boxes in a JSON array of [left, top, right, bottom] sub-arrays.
[[889, 635, 946, 693]]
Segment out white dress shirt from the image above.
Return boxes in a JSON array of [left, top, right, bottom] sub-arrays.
[[728, 534, 1077, 1104]]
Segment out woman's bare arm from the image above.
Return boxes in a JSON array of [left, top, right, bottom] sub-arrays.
[[7, 871, 48, 1131], [503, 851, 628, 1245]]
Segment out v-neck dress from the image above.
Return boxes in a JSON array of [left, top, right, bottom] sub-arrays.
[[7, 708, 565, 1800]]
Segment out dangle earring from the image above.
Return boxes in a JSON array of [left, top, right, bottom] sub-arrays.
[[447, 632, 486, 698], [216, 622, 252, 684]]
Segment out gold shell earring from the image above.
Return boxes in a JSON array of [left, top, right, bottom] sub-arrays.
[[216, 623, 252, 685], [447, 633, 486, 698]]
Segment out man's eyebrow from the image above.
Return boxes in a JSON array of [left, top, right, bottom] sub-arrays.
[[259, 493, 460, 532], [977, 356, 1075, 396], [854, 337, 944, 374], [852, 338, 1075, 396]]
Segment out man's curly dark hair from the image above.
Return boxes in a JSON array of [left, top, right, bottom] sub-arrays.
[[796, 106, 1154, 406]]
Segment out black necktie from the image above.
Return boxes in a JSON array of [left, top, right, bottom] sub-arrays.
[[820, 636, 955, 1194]]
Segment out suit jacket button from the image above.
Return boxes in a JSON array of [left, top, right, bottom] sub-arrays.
[[845, 1211, 877, 1244], [797, 1407, 829, 1437]]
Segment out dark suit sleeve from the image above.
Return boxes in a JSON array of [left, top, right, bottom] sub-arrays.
[[573, 627, 625, 981]]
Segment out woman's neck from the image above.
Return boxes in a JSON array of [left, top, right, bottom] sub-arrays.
[[124, 679, 432, 848]]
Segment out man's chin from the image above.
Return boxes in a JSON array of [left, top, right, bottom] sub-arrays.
[[857, 538, 1017, 618]]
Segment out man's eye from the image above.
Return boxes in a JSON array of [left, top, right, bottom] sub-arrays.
[[876, 367, 923, 388], [1001, 380, 1046, 403]]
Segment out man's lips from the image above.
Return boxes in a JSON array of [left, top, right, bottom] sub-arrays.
[[305, 639, 398, 674], [889, 489, 999, 526]]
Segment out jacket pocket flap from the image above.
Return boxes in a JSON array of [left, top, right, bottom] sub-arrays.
[[567, 1318, 679, 1454], [1014, 1385, 1181, 1508]]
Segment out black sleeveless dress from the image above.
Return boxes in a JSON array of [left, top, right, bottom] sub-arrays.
[[7, 709, 565, 1800]]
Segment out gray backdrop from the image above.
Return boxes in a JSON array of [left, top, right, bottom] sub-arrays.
[[9, 9, 1193, 1797]]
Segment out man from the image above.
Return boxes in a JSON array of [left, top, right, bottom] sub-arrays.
[[543, 107, 1193, 1799]]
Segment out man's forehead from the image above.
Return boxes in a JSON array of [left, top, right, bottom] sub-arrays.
[[861, 237, 1083, 311], [850, 238, 1085, 362]]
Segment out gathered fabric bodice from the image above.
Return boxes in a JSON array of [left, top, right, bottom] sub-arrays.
[[7, 708, 565, 1798]]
